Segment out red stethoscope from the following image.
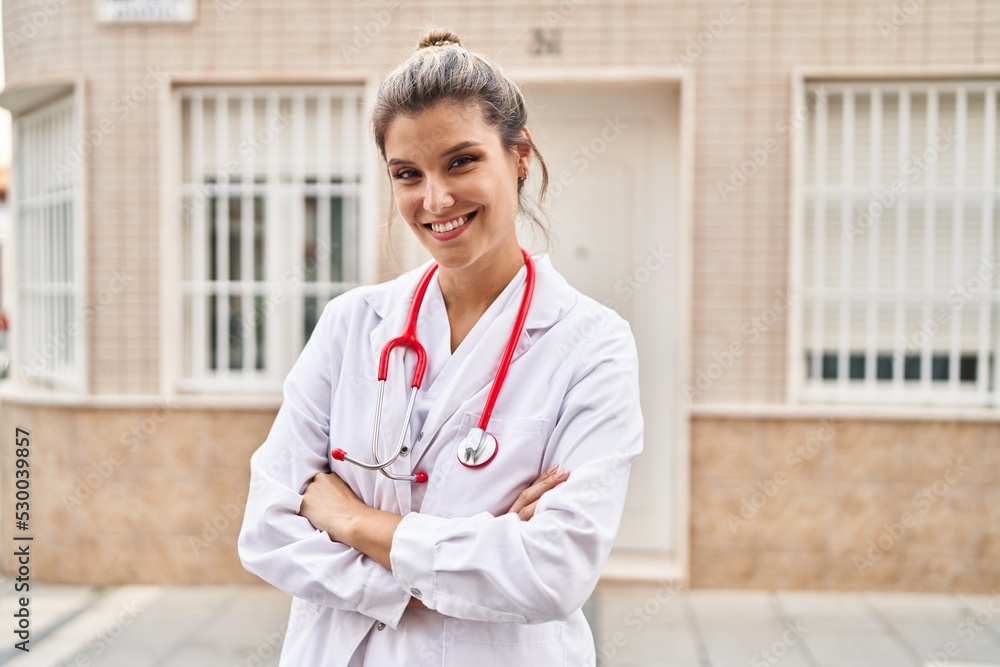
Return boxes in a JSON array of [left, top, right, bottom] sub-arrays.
[[332, 248, 536, 484]]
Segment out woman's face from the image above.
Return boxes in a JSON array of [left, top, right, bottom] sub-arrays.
[[383, 101, 530, 272]]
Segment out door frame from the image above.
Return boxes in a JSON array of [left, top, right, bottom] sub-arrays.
[[507, 67, 695, 583]]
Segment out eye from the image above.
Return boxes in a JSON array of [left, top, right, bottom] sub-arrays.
[[392, 168, 419, 181], [450, 155, 477, 169]]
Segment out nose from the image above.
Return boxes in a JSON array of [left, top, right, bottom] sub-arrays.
[[422, 176, 455, 216]]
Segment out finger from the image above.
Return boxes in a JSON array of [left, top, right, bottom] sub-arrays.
[[509, 468, 569, 515], [517, 473, 570, 521], [517, 499, 539, 521]]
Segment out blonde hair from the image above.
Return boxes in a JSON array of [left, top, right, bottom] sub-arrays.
[[371, 28, 550, 240]]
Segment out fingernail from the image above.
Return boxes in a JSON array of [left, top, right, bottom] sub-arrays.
[[555, 469, 570, 481]]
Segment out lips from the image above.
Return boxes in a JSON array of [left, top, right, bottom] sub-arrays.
[[424, 211, 478, 240]]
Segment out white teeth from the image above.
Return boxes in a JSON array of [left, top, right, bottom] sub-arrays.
[[430, 214, 470, 234]]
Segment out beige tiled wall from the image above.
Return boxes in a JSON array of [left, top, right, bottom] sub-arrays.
[[2, 1, 999, 590], [0, 401, 274, 584], [691, 416, 999, 592], [5, 402, 995, 591], [5, 0, 998, 398]]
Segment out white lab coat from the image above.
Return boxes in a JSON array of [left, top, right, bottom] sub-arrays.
[[238, 253, 644, 666]]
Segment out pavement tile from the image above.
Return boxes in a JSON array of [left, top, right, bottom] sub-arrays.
[[689, 590, 814, 667], [6, 584, 1000, 667], [591, 583, 700, 667], [871, 592, 1000, 666]]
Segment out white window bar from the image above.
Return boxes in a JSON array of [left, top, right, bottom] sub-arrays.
[[239, 91, 256, 375], [189, 91, 207, 382], [16, 96, 82, 389], [892, 88, 910, 397], [866, 89, 882, 392], [950, 87, 967, 394], [342, 92, 359, 284], [810, 85, 827, 389], [799, 80, 1000, 405], [838, 89, 854, 398], [984, 87, 998, 400], [920, 89, 937, 398], [178, 85, 365, 392], [214, 91, 230, 378], [263, 90, 283, 387]]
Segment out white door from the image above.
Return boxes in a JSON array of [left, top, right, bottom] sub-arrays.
[[520, 82, 682, 570]]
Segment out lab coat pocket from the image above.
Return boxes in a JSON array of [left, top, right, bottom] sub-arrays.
[[442, 618, 564, 666], [431, 413, 551, 517]]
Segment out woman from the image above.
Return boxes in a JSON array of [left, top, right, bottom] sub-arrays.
[[238, 29, 644, 666]]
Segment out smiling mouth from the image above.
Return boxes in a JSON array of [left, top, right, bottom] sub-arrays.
[[426, 210, 477, 234]]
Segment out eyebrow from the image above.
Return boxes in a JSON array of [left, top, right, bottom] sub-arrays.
[[387, 141, 484, 167]]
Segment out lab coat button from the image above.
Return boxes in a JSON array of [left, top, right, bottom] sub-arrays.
[[377, 622, 386, 631], [401, 445, 409, 456], [416, 432, 423, 441], [410, 587, 422, 598]]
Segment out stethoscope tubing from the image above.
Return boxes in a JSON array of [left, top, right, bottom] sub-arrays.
[[332, 249, 535, 483]]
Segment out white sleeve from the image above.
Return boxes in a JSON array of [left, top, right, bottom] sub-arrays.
[[389, 316, 644, 624], [237, 297, 412, 628]]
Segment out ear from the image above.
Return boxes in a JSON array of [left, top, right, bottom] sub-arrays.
[[515, 127, 533, 178]]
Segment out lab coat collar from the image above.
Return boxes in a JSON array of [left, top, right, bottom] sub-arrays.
[[359, 252, 576, 483]]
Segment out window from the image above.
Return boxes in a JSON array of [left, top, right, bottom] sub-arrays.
[[17, 95, 83, 389], [178, 86, 365, 392], [795, 80, 999, 405]]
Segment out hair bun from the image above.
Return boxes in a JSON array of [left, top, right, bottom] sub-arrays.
[[418, 29, 462, 49]]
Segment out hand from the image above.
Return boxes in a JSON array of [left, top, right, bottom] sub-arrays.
[[300, 471, 402, 571], [507, 465, 570, 521], [300, 471, 367, 543]]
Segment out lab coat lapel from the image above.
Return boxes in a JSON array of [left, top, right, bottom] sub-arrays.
[[409, 254, 576, 469]]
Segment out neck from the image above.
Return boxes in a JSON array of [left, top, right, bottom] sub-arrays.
[[437, 242, 525, 317]]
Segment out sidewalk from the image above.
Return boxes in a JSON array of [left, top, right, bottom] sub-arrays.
[[1, 582, 998, 666]]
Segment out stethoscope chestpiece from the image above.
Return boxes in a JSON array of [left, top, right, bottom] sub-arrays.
[[457, 427, 499, 468]]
